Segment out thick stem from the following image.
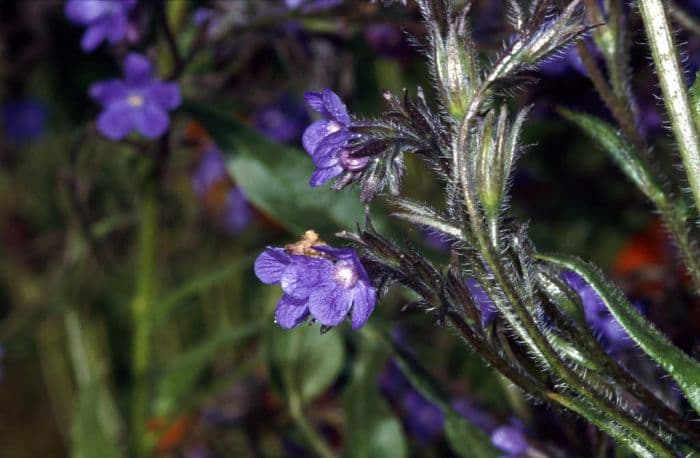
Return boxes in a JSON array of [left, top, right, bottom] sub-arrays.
[[638, 0, 700, 214], [130, 185, 157, 458]]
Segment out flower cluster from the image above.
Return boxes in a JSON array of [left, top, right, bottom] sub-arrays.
[[302, 89, 369, 187], [254, 231, 376, 329], [89, 53, 181, 140], [65, 0, 136, 52]]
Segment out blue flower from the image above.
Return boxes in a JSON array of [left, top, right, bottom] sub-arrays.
[[65, 0, 136, 52], [401, 389, 445, 445], [254, 235, 376, 329], [303, 89, 369, 187], [254, 97, 309, 145], [1, 99, 47, 143], [491, 421, 529, 457], [465, 278, 498, 327], [89, 53, 181, 140], [561, 271, 634, 351], [285, 0, 343, 12]]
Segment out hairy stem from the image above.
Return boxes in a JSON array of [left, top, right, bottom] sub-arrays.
[[638, 0, 700, 214]]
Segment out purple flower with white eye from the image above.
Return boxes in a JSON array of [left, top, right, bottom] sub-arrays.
[[303, 89, 369, 187], [254, 238, 377, 329], [562, 271, 634, 351], [491, 421, 529, 457], [89, 53, 181, 140], [1, 99, 47, 143], [65, 0, 136, 52]]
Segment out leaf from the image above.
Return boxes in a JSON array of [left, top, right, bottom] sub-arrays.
[[266, 323, 345, 405], [150, 254, 257, 330], [184, 103, 365, 235], [539, 253, 700, 415], [344, 335, 407, 458], [72, 383, 124, 458], [154, 323, 262, 417], [559, 109, 666, 205]]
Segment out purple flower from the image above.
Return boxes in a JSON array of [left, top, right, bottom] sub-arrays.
[[401, 390, 445, 445], [451, 398, 497, 432], [303, 89, 368, 187], [193, 147, 252, 234], [466, 278, 498, 327], [65, 0, 136, 52], [89, 53, 181, 140], [364, 23, 406, 57], [1, 99, 47, 143], [539, 45, 587, 77], [562, 271, 634, 350], [254, 97, 309, 144], [491, 421, 529, 457], [285, 0, 343, 12], [254, 239, 377, 329]]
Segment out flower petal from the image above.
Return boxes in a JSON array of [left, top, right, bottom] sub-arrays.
[[311, 129, 350, 167], [304, 91, 325, 114], [281, 256, 332, 299], [147, 81, 182, 110], [96, 103, 134, 140], [275, 294, 310, 329], [133, 102, 169, 139], [309, 164, 343, 187], [89, 80, 127, 105], [308, 282, 353, 327], [254, 248, 290, 284], [302, 120, 330, 156], [105, 14, 129, 44], [322, 88, 350, 125], [350, 281, 376, 329], [81, 24, 108, 51], [65, 0, 111, 23], [123, 53, 153, 85]]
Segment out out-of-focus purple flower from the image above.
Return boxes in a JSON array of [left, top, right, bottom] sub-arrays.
[[285, 0, 343, 12], [1, 99, 47, 143], [89, 53, 181, 140], [451, 398, 497, 432], [193, 147, 253, 234], [466, 278, 498, 327], [422, 228, 453, 251], [364, 23, 406, 57], [193, 7, 213, 26], [254, 97, 309, 144], [185, 445, 210, 458], [65, 0, 136, 52], [303, 89, 368, 187], [254, 239, 377, 329], [562, 271, 634, 350], [491, 421, 529, 457], [401, 389, 445, 445]]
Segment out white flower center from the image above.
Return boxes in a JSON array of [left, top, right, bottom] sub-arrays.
[[326, 120, 342, 134], [127, 94, 145, 107], [335, 263, 358, 288]]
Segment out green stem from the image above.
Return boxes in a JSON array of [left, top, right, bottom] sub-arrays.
[[130, 185, 158, 458], [288, 393, 335, 458], [638, 0, 700, 214]]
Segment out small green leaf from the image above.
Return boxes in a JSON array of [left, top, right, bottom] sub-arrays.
[[154, 323, 262, 416], [539, 253, 700, 415], [559, 109, 666, 205], [184, 103, 365, 235], [689, 71, 700, 130], [266, 323, 345, 405]]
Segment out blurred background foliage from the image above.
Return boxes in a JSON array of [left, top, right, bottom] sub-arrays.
[[0, 0, 699, 457]]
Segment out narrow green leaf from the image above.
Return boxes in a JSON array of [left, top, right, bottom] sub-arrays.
[[559, 109, 666, 205], [344, 336, 407, 458], [151, 255, 256, 329], [539, 253, 700, 415], [154, 323, 261, 417], [690, 71, 700, 131], [184, 103, 365, 235], [72, 383, 124, 458], [266, 323, 345, 405]]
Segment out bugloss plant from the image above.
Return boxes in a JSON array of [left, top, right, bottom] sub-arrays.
[[257, 1, 700, 456]]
